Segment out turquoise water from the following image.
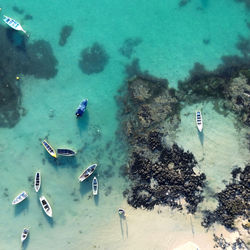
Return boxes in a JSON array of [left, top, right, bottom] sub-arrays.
[[0, 0, 249, 249]]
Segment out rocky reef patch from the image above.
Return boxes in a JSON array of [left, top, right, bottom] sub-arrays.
[[117, 75, 206, 213], [79, 42, 109, 75], [202, 164, 250, 230], [0, 25, 58, 127], [178, 57, 250, 126]]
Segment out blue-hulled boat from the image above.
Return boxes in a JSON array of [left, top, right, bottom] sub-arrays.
[[75, 99, 88, 118]]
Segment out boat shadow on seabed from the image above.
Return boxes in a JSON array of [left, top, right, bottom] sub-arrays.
[[76, 111, 89, 135], [14, 199, 29, 216], [197, 129, 204, 147], [21, 234, 30, 250], [119, 214, 128, 239]]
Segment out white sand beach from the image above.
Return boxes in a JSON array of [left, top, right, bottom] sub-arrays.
[[94, 202, 241, 250]]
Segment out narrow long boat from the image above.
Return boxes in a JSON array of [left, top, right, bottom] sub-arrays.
[[57, 148, 76, 157], [21, 228, 29, 243], [12, 191, 28, 205], [42, 140, 57, 158], [92, 177, 98, 195], [78, 164, 97, 182], [3, 15, 27, 34], [39, 196, 53, 217], [34, 172, 41, 192], [196, 111, 203, 132]]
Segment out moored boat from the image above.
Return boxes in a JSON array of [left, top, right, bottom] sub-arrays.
[[75, 99, 88, 118], [78, 164, 97, 182], [39, 196, 53, 217], [118, 208, 126, 217], [42, 140, 57, 158], [57, 148, 76, 157], [196, 111, 203, 132], [92, 177, 98, 195], [3, 15, 27, 33], [34, 172, 41, 192], [12, 191, 28, 205], [21, 228, 29, 243]]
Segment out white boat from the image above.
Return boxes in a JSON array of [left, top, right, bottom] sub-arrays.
[[92, 177, 98, 195], [34, 172, 41, 192], [196, 111, 203, 132], [78, 164, 97, 182], [118, 208, 126, 217], [3, 15, 27, 34], [21, 228, 29, 243], [12, 191, 28, 205], [39, 196, 52, 217]]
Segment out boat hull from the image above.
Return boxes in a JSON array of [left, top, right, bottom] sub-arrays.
[[12, 191, 28, 205], [92, 177, 98, 195], [39, 196, 53, 217], [34, 172, 41, 192], [196, 111, 203, 132], [42, 140, 57, 158], [57, 148, 76, 157], [79, 164, 97, 182], [21, 228, 29, 243], [3, 15, 26, 33]]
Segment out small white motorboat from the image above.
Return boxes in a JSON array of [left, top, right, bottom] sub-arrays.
[[12, 191, 28, 205], [92, 177, 98, 195], [21, 228, 29, 243], [3, 15, 27, 34], [118, 208, 126, 217], [78, 164, 97, 182], [34, 172, 41, 192], [39, 196, 52, 217], [196, 111, 203, 132]]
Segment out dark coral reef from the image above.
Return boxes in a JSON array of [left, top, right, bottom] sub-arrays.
[[79, 42, 109, 75], [117, 75, 206, 213], [178, 59, 250, 126], [0, 25, 58, 127], [202, 164, 250, 230]]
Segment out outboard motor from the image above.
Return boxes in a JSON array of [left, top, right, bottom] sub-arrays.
[[75, 99, 88, 118]]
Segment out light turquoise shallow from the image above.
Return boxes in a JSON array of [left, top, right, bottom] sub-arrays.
[[0, 0, 249, 249]]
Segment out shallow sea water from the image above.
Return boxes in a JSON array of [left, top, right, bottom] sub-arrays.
[[0, 0, 249, 249]]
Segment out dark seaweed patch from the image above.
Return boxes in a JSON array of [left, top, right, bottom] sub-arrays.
[[0, 25, 58, 127], [179, 0, 191, 7], [12, 6, 24, 14], [59, 25, 73, 46], [79, 43, 109, 75], [119, 38, 142, 58]]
